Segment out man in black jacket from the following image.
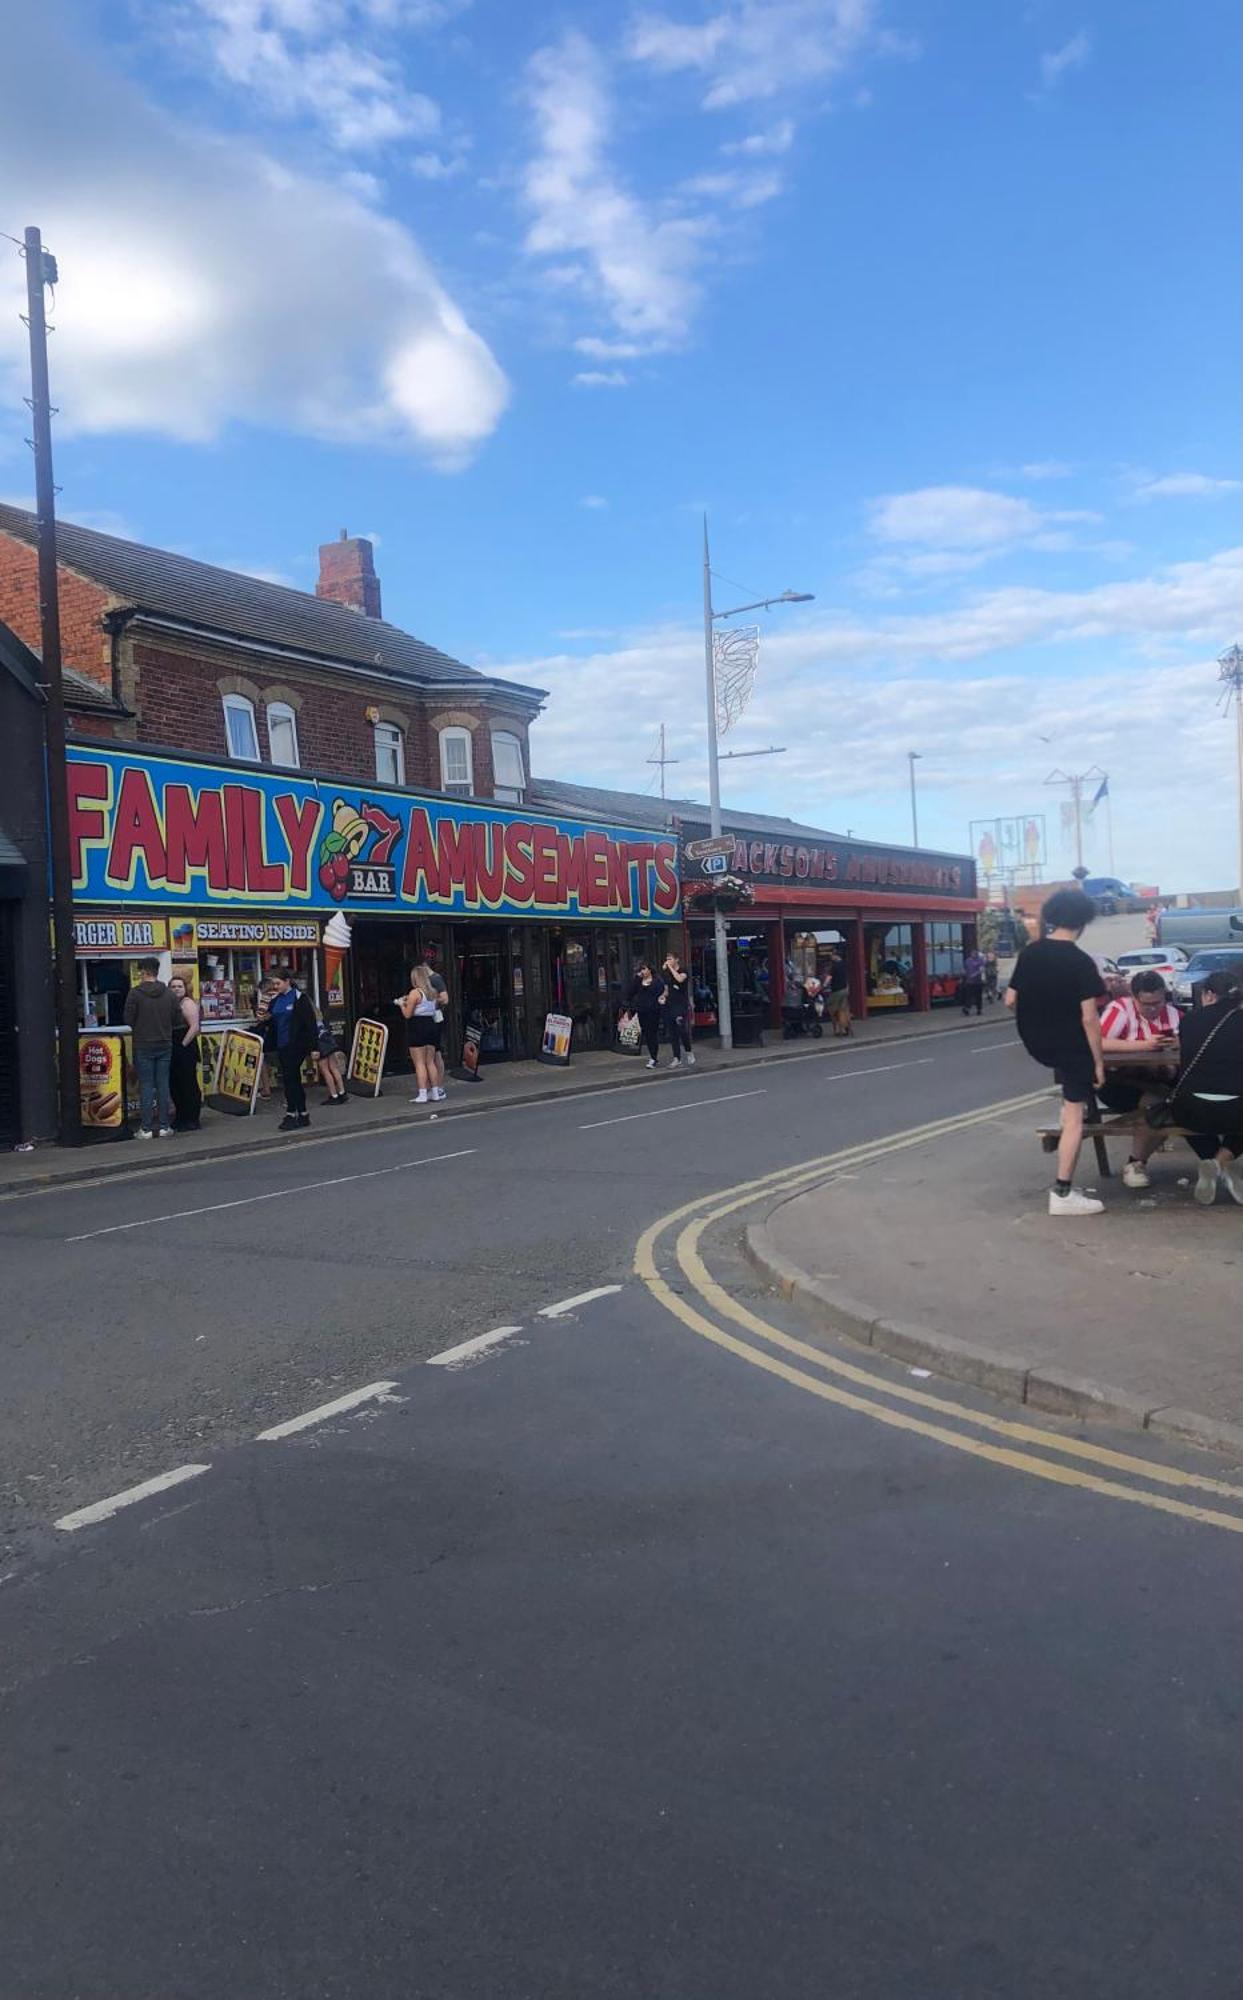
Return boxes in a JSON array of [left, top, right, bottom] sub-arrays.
[[268, 969, 319, 1130]]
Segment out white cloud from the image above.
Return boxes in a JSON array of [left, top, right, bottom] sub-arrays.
[[864, 485, 1100, 581], [1132, 472, 1243, 501], [680, 167, 785, 208], [0, 7, 508, 463], [1038, 30, 1091, 92], [722, 118, 796, 155], [163, 0, 449, 151], [573, 336, 646, 360], [572, 370, 631, 389], [523, 32, 708, 348], [1019, 459, 1074, 480], [629, 0, 882, 110], [871, 486, 1049, 549], [580, 495, 610, 509], [507, 546, 1242, 885]]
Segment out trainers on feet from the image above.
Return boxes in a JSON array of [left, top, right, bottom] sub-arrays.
[[685, 1052, 696, 1066], [1121, 1159, 1150, 1190], [137, 1128, 153, 1140], [413, 1089, 429, 1103], [278, 1113, 300, 1131], [1222, 1159, 1243, 1207], [1194, 1160, 1221, 1206], [667, 1057, 681, 1068], [645, 1058, 657, 1070], [432, 1087, 446, 1101], [1048, 1187, 1104, 1217]]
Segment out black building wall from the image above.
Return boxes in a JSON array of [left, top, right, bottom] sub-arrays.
[[0, 622, 57, 1144]]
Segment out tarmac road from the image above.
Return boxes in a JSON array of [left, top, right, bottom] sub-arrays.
[[1, 1024, 1238, 1998]]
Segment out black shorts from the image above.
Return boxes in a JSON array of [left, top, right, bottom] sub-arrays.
[[408, 1016, 438, 1049], [1053, 1059, 1097, 1105], [1096, 1080, 1144, 1115]]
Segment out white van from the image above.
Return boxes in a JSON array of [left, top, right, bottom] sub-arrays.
[[1155, 907, 1243, 954]]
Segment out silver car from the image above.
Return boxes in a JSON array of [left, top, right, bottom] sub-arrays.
[[1172, 948, 1243, 1007]]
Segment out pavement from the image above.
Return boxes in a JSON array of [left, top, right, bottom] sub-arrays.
[[1, 999, 1001, 1195], [1, 1021, 1239, 1997], [747, 1048, 1243, 1453]]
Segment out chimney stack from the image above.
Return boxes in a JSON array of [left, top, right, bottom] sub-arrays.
[[316, 529, 381, 617]]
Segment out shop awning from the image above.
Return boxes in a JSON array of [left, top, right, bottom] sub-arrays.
[[0, 826, 28, 898]]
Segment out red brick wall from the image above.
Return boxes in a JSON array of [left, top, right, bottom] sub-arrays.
[[126, 638, 533, 798], [0, 534, 115, 686]]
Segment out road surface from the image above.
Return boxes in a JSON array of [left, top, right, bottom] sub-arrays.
[[1, 1022, 1238, 1999]]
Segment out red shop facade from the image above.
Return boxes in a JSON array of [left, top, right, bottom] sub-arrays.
[[678, 818, 982, 1026]]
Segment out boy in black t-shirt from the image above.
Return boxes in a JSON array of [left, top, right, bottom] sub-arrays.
[[1006, 888, 1107, 1216]]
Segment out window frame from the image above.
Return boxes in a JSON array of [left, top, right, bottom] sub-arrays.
[[222, 693, 260, 763], [265, 700, 300, 769], [374, 721, 406, 787], [491, 730, 525, 803], [439, 726, 474, 797]]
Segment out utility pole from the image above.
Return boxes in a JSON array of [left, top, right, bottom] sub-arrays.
[[1220, 645, 1243, 898], [907, 750, 921, 848], [1045, 766, 1104, 878], [646, 723, 680, 802], [23, 226, 82, 1144]]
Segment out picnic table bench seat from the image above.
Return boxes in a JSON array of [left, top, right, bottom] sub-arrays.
[[1036, 1112, 1193, 1178]]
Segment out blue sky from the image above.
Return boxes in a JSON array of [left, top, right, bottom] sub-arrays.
[[2, 0, 1240, 887]]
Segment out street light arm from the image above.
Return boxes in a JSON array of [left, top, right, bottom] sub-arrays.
[[712, 591, 814, 620]]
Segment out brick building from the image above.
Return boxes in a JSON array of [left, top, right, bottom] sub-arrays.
[[0, 507, 682, 1099], [0, 505, 542, 799]]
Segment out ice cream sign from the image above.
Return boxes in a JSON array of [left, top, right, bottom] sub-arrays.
[[66, 747, 682, 923]]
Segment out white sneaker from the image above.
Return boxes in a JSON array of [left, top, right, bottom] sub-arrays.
[[413, 1089, 429, 1104], [432, 1087, 446, 1101], [685, 1052, 696, 1066], [1048, 1187, 1104, 1217], [645, 1058, 657, 1069], [1194, 1160, 1221, 1206], [137, 1128, 153, 1140], [1121, 1160, 1150, 1190], [1222, 1160, 1243, 1207], [667, 1057, 681, 1068]]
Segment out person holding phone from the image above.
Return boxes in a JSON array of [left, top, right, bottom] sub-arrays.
[[1097, 969, 1180, 1190], [661, 953, 694, 1067]]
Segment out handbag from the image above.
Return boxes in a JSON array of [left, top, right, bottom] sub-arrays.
[[618, 1013, 641, 1051], [1143, 1010, 1232, 1128]]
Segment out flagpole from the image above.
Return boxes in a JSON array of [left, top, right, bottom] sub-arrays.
[[1105, 781, 1115, 874]]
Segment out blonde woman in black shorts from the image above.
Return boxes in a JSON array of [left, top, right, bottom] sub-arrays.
[[399, 966, 440, 1104]]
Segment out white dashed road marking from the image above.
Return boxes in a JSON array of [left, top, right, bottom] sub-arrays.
[[823, 1060, 935, 1080], [538, 1286, 623, 1318], [55, 1464, 211, 1533], [256, 1381, 402, 1441], [428, 1327, 524, 1367], [65, 1149, 477, 1242], [579, 1090, 764, 1131]]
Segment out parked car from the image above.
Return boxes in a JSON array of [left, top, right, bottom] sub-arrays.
[[1171, 948, 1243, 1007], [1091, 954, 1128, 999], [1081, 876, 1151, 915], [1114, 946, 1189, 985]]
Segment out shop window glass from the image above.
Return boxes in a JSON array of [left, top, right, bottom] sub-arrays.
[[222, 693, 260, 762], [439, 727, 473, 796], [266, 702, 300, 768], [374, 722, 405, 787], [491, 731, 525, 803]]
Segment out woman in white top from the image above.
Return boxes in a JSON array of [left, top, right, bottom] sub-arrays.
[[399, 965, 443, 1104]]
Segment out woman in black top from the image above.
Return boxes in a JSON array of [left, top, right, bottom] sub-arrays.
[[661, 953, 694, 1067], [1172, 970, 1243, 1205], [624, 962, 666, 1069]]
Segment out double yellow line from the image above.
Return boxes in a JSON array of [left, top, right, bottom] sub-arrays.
[[635, 1091, 1243, 1534]]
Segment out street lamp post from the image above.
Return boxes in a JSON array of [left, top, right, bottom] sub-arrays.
[[701, 520, 812, 1051], [1220, 644, 1243, 899], [907, 750, 922, 848]]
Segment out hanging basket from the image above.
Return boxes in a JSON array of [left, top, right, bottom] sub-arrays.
[[686, 875, 755, 915]]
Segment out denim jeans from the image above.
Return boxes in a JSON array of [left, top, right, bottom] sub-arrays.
[[135, 1044, 171, 1133]]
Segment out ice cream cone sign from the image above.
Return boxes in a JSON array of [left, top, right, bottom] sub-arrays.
[[323, 909, 352, 993]]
